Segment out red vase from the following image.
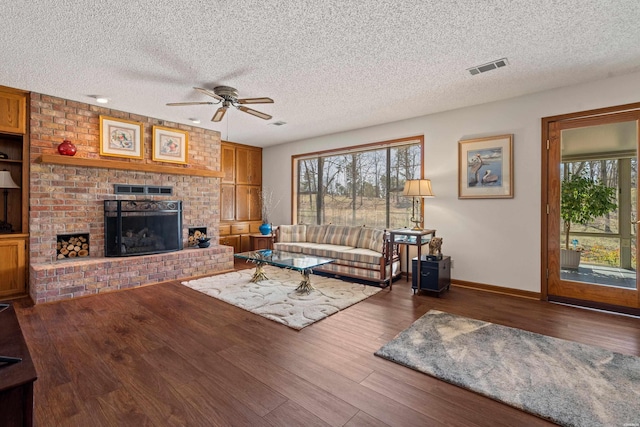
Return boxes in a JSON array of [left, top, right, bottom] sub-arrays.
[[58, 140, 77, 156]]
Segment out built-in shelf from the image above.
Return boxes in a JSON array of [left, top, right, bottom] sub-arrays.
[[36, 154, 225, 178]]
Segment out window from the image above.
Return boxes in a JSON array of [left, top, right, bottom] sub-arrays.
[[293, 136, 423, 228]]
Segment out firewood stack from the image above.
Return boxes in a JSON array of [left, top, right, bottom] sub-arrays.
[[57, 236, 89, 259]]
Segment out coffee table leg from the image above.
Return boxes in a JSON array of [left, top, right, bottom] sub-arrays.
[[295, 268, 314, 294], [250, 262, 268, 283]]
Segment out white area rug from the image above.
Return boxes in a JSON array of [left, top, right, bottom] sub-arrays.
[[182, 265, 382, 330]]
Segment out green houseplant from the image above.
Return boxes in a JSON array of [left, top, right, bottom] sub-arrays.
[[560, 173, 617, 268]]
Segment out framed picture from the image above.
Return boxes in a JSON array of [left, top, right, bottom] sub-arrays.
[[99, 116, 144, 159], [458, 134, 513, 199], [152, 126, 188, 164]]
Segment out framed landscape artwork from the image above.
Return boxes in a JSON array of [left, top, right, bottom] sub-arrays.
[[458, 134, 513, 199], [99, 116, 144, 159], [152, 126, 188, 164]]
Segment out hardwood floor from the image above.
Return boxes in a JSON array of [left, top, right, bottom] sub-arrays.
[[12, 261, 640, 426]]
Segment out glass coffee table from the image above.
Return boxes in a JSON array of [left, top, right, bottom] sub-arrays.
[[234, 249, 335, 294]]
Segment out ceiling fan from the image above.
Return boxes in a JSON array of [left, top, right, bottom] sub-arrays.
[[167, 86, 274, 122]]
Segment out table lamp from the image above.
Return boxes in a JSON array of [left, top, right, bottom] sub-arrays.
[[402, 179, 434, 230], [0, 170, 19, 233]]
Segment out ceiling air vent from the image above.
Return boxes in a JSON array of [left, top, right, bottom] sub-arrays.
[[467, 58, 508, 76], [114, 185, 173, 195]]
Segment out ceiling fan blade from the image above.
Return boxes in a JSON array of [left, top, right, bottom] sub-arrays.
[[237, 97, 274, 104], [237, 106, 272, 120], [194, 87, 224, 101], [212, 107, 227, 122], [166, 101, 216, 106]]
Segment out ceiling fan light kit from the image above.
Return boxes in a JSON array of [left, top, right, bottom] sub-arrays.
[[168, 86, 273, 122]]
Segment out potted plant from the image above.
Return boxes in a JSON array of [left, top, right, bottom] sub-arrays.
[[259, 187, 281, 235], [560, 173, 617, 269]]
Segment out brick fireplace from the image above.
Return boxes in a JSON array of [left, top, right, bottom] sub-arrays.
[[28, 94, 234, 303]]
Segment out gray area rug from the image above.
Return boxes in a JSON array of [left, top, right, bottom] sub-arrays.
[[182, 266, 381, 330], [375, 310, 640, 427]]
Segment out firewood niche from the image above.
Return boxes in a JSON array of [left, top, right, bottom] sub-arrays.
[[57, 233, 90, 259]]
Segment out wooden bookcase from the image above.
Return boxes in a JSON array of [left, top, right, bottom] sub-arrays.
[[0, 86, 29, 299]]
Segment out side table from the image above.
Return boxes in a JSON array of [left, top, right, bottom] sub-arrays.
[[387, 228, 436, 290], [411, 255, 451, 295], [249, 234, 274, 251]]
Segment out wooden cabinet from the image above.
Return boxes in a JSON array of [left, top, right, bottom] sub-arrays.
[[235, 146, 262, 185], [219, 221, 261, 253], [221, 144, 236, 184], [0, 237, 27, 298], [0, 88, 27, 135], [219, 234, 240, 253], [220, 141, 263, 252], [236, 185, 261, 221], [220, 184, 235, 221], [0, 87, 28, 299]]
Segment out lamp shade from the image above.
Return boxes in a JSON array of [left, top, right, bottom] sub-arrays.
[[0, 170, 19, 189], [402, 179, 434, 197]]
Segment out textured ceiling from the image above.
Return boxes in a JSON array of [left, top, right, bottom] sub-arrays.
[[1, 1, 639, 147]]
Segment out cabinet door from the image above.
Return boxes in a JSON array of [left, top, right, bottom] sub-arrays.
[[0, 89, 26, 135], [236, 185, 261, 221], [219, 235, 240, 253], [0, 238, 26, 298], [221, 144, 235, 184], [236, 147, 262, 185], [240, 235, 252, 252], [220, 184, 235, 221]]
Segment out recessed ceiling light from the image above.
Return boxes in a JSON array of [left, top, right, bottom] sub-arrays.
[[95, 97, 109, 104], [189, 118, 201, 124]]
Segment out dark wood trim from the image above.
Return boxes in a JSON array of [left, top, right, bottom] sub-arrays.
[[36, 154, 225, 178], [291, 135, 424, 159], [548, 295, 640, 317], [542, 101, 640, 123], [452, 279, 541, 300]]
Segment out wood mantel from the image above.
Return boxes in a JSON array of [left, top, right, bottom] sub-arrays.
[[36, 154, 225, 178]]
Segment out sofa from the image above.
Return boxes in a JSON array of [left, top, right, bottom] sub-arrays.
[[274, 224, 401, 286]]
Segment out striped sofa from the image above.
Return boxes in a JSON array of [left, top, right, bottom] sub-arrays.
[[274, 224, 401, 286]]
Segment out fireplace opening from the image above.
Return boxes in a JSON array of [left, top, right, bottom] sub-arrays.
[[104, 200, 183, 257]]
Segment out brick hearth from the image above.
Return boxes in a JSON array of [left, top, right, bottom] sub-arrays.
[[28, 93, 233, 303]]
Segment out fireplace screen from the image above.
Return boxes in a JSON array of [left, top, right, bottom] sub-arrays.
[[104, 200, 183, 257]]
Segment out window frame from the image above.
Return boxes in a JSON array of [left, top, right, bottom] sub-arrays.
[[291, 135, 424, 227]]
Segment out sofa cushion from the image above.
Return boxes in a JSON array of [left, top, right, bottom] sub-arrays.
[[299, 244, 355, 259], [278, 224, 307, 242], [273, 242, 307, 253], [357, 227, 386, 252], [306, 225, 327, 243], [322, 225, 361, 247], [339, 247, 384, 265]]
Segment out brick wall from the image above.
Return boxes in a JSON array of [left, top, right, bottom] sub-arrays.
[[29, 93, 233, 303]]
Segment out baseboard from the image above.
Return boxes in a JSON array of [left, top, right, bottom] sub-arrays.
[[452, 279, 541, 300]]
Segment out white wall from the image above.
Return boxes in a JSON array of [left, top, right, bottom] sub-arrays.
[[263, 71, 640, 293]]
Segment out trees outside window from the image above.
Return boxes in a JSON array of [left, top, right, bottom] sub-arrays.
[[294, 137, 423, 229]]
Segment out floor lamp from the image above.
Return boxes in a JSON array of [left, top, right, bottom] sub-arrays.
[[402, 179, 434, 230], [0, 170, 19, 233]]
